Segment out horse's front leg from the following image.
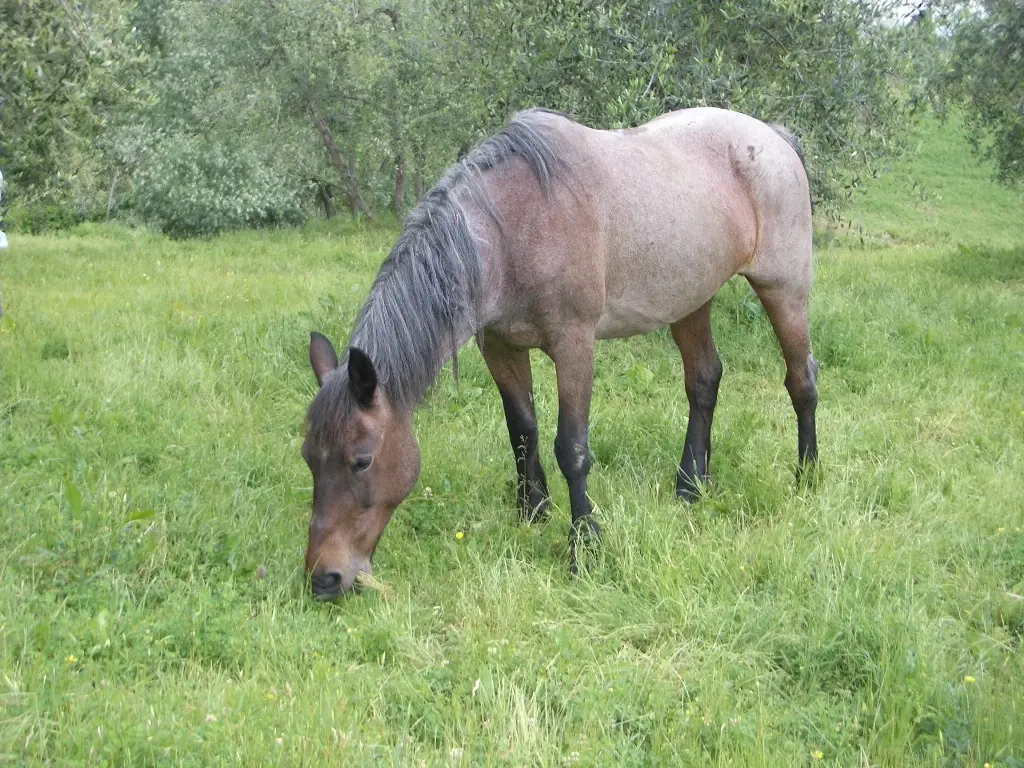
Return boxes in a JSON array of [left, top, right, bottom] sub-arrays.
[[549, 333, 599, 574], [478, 332, 550, 522]]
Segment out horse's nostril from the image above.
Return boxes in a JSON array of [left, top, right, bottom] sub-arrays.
[[310, 570, 344, 597]]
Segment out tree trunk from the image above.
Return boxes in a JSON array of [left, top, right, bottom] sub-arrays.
[[308, 99, 373, 220], [316, 182, 337, 219], [394, 153, 406, 221], [106, 170, 118, 219], [414, 140, 425, 202], [388, 89, 404, 219], [345, 140, 363, 218], [380, 6, 407, 220]]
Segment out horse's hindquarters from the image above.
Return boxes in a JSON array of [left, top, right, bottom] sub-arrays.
[[590, 109, 812, 339]]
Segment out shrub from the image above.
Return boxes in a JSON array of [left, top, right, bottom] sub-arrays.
[[126, 132, 307, 238]]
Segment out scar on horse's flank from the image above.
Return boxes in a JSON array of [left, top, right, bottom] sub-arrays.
[[302, 106, 817, 597]]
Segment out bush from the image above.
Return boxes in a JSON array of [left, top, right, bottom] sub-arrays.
[[126, 133, 308, 238], [4, 203, 85, 235]]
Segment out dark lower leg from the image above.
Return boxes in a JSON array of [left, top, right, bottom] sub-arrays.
[[555, 415, 598, 574], [479, 334, 550, 522], [498, 389, 550, 521], [789, 353, 819, 468], [671, 303, 723, 502], [677, 396, 718, 500], [749, 283, 819, 473], [550, 335, 598, 574]]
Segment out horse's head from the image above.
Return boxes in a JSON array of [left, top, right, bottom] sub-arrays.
[[302, 332, 420, 599]]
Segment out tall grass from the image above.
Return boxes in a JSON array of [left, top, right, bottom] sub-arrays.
[[1, 119, 1022, 765]]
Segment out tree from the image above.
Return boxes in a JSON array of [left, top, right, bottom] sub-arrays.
[[435, 0, 933, 211], [0, 0, 137, 227], [112, 0, 352, 235], [2, 0, 947, 234], [946, 0, 1024, 184]]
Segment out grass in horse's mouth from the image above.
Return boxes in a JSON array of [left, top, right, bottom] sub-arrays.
[[354, 571, 392, 597]]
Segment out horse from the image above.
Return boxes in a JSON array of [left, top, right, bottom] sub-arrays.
[[302, 107, 818, 599]]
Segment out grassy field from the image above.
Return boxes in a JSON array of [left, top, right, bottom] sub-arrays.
[[1, 117, 1023, 766]]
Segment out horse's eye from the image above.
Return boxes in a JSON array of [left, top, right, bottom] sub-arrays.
[[351, 455, 373, 473]]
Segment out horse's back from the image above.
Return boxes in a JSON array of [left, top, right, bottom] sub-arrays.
[[547, 108, 811, 338], [480, 108, 813, 344], [604, 107, 811, 253]]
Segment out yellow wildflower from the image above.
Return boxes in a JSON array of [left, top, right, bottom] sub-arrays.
[[964, 675, 977, 685], [812, 750, 824, 760], [456, 531, 465, 541], [66, 655, 78, 664]]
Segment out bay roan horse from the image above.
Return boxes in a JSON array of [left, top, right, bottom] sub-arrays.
[[303, 107, 818, 598]]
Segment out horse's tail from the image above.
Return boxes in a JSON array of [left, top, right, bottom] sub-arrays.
[[769, 123, 814, 213]]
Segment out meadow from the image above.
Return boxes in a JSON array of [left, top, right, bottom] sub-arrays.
[[1, 118, 1023, 765]]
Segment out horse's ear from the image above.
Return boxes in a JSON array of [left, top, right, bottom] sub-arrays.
[[309, 332, 339, 387], [347, 346, 377, 407]]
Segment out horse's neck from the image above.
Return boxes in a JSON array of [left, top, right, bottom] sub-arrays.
[[465, 205, 509, 333]]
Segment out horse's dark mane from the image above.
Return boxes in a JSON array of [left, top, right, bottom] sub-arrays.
[[309, 108, 567, 442]]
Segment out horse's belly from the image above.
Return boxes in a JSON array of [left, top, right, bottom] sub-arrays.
[[595, 306, 667, 339], [595, 281, 711, 339], [595, 235, 743, 339]]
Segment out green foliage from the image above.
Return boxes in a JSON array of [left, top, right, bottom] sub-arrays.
[[0, 0, 139, 224], [3, 202, 83, 234], [438, 0, 932, 211], [3, 0, 951, 235], [111, 0, 471, 234], [946, 0, 1024, 184], [125, 133, 307, 238], [1, 118, 1023, 764], [109, 0, 330, 235]]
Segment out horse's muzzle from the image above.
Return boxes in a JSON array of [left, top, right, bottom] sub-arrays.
[[310, 570, 345, 600]]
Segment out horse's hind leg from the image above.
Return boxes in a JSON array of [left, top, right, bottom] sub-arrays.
[[746, 279, 819, 469], [671, 300, 724, 502], [479, 331, 550, 522]]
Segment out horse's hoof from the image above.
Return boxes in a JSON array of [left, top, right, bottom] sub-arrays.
[[795, 461, 820, 490], [519, 493, 550, 524], [569, 517, 601, 575], [676, 485, 699, 503], [675, 474, 710, 503]]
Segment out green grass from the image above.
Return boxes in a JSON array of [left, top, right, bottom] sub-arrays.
[[824, 115, 1024, 250], [2, 119, 1023, 766]]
